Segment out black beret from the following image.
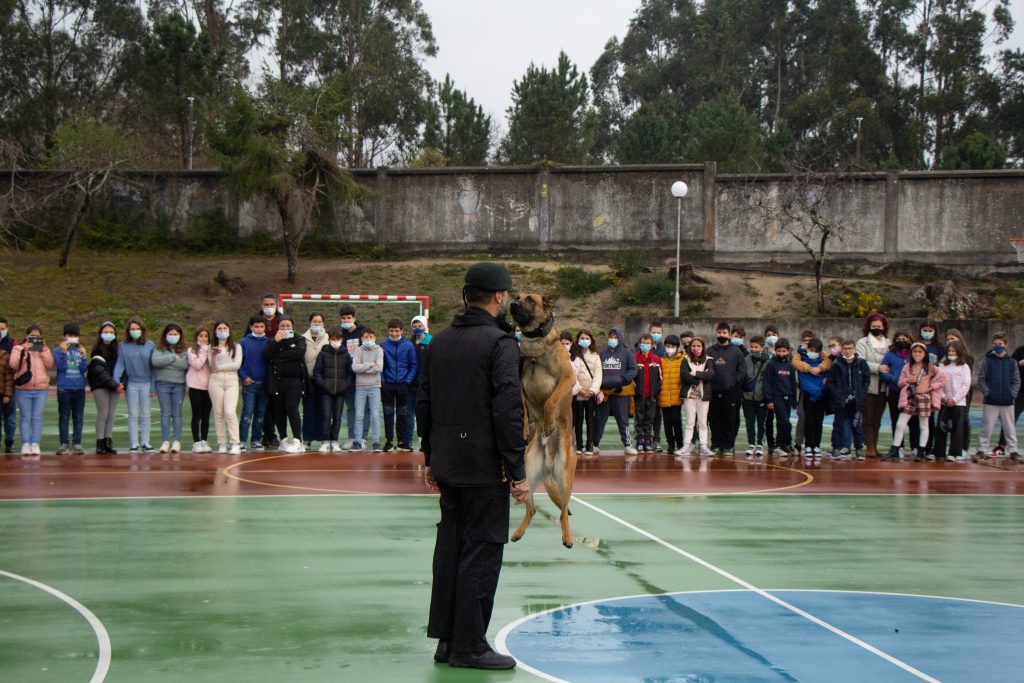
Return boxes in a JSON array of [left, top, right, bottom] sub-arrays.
[[464, 262, 514, 292]]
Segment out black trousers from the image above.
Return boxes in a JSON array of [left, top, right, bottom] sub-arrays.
[[188, 388, 212, 442], [802, 395, 827, 449], [709, 387, 742, 450], [428, 483, 509, 655], [381, 382, 410, 443], [572, 397, 596, 450], [634, 396, 657, 442], [934, 405, 967, 459], [262, 384, 277, 444], [593, 395, 631, 447], [662, 405, 682, 452], [271, 378, 303, 440]]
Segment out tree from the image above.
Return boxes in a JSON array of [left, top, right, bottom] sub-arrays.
[[938, 131, 1006, 169], [208, 81, 367, 283], [0, 0, 145, 162], [421, 74, 491, 166], [685, 95, 763, 171], [499, 52, 594, 164]]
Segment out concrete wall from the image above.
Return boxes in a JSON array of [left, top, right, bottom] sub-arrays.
[[5, 166, 1023, 263]]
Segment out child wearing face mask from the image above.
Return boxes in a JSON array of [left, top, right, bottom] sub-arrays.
[[658, 335, 685, 455], [917, 322, 943, 364], [209, 321, 243, 455], [238, 317, 270, 451], [762, 326, 780, 453], [301, 313, 330, 449], [893, 342, 946, 461], [633, 334, 663, 454], [351, 328, 383, 452], [828, 340, 870, 460], [187, 327, 213, 453], [879, 330, 913, 457], [935, 340, 971, 461], [794, 338, 830, 460], [88, 322, 121, 454], [678, 336, 715, 457], [763, 339, 798, 457], [314, 329, 353, 452], [54, 322, 89, 455], [573, 329, 602, 456], [730, 325, 749, 357], [976, 332, 1020, 461], [113, 317, 156, 453], [595, 327, 638, 456], [151, 323, 189, 454], [741, 335, 769, 457]]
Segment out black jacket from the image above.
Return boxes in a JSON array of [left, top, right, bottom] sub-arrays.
[[706, 343, 747, 393], [828, 356, 871, 410], [416, 307, 526, 486], [87, 356, 121, 392], [263, 336, 307, 396], [314, 345, 352, 396], [763, 356, 798, 407], [680, 357, 715, 401]]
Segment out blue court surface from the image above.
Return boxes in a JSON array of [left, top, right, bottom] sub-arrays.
[[499, 590, 1024, 682]]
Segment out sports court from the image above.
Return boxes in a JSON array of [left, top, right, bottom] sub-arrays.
[[1, 398, 1022, 682]]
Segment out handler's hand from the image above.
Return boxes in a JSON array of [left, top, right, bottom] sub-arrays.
[[423, 466, 437, 491], [510, 478, 530, 504]]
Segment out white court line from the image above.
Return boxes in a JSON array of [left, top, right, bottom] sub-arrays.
[[0, 569, 111, 683], [568, 495, 941, 682]]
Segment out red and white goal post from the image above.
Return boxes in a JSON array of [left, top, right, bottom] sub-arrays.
[[277, 294, 430, 326]]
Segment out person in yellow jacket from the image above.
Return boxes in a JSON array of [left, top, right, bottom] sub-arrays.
[[658, 335, 685, 454]]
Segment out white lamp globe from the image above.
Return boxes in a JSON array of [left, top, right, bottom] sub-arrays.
[[671, 181, 688, 198]]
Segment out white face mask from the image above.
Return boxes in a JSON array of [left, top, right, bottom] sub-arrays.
[[665, 347, 678, 357], [330, 341, 343, 350], [66, 337, 79, 345], [562, 343, 572, 351], [263, 306, 276, 317]]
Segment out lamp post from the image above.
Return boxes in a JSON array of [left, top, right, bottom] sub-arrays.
[[186, 96, 195, 170], [671, 180, 688, 317], [855, 116, 863, 165]]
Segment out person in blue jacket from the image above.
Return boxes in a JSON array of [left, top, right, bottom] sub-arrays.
[[878, 330, 913, 452], [380, 318, 418, 452], [112, 316, 156, 453], [594, 326, 639, 455], [238, 316, 271, 450], [763, 339, 798, 457], [54, 322, 89, 455], [796, 338, 829, 459]]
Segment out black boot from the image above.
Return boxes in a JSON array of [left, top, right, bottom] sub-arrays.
[[97, 439, 106, 454], [105, 438, 118, 454]]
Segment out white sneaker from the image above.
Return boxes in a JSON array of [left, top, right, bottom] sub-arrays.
[[330, 441, 340, 452], [192, 441, 204, 453], [745, 445, 755, 456], [31, 444, 41, 456], [319, 442, 332, 453], [229, 444, 242, 456], [171, 441, 181, 453], [673, 446, 689, 457], [21, 443, 31, 456], [624, 445, 638, 455], [698, 446, 714, 457], [159, 441, 170, 454], [592, 446, 600, 456], [342, 439, 356, 451], [219, 443, 228, 454]]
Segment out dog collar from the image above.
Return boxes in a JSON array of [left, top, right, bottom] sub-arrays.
[[521, 313, 555, 339]]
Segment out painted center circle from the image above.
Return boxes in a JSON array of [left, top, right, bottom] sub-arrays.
[[499, 590, 1024, 682]]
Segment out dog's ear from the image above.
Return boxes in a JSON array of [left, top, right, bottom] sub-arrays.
[[542, 293, 560, 309]]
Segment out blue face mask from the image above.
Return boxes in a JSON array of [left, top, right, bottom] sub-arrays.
[[362, 339, 375, 348], [216, 331, 230, 341], [607, 338, 619, 349], [101, 332, 116, 343], [413, 328, 425, 337], [765, 335, 778, 346], [650, 333, 662, 343], [730, 338, 743, 346], [806, 351, 820, 360], [166, 335, 180, 345], [310, 325, 324, 335], [639, 343, 652, 353], [578, 339, 591, 349], [252, 332, 266, 339], [340, 322, 355, 331], [514, 331, 522, 341], [0, 330, 6, 340], [993, 344, 1006, 354], [921, 331, 935, 341]]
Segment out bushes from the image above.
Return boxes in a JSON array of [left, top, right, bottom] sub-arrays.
[[611, 246, 650, 278], [618, 275, 676, 307], [555, 266, 613, 297]]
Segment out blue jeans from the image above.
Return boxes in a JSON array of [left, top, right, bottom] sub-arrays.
[[127, 382, 152, 447], [354, 386, 381, 445], [240, 383, 268, 444], [16, 389, 47, 445], [155, 381, 186, 441], [57, 388, 86, 445], [403, 387, 418, 445], [1, 397, 17, 448], [345, 385, 357, 440]]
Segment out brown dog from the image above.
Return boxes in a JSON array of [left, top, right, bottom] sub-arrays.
[[509, 293, 577, 548]]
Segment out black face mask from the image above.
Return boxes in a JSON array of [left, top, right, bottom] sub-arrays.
[[895, 340, 910, 350], [869, 328, 884, 337], [716, 336, 729, 345]]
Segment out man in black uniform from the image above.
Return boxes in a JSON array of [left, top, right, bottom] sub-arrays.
[[417, 262, 530, 670]]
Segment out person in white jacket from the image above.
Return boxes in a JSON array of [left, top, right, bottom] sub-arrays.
[[208, 321, 243, 455], [572, 330, 603, 456], [935, 340, 972, 461]]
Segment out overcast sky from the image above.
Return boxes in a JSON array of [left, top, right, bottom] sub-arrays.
[[419, 0, 1024, 126]]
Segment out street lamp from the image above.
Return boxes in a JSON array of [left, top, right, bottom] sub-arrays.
[[186, 96, 195, 170], [671, 180, 688, 317], [855, 116, 863, 165]]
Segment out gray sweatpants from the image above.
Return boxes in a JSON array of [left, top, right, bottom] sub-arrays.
[[979, 404, 1018, 453], [93, 388, 120, 440]]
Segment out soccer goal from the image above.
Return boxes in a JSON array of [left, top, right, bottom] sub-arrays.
[[277, 293, 430, 333]]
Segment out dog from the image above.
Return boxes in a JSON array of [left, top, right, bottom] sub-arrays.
[[509, 293, 577, 549]]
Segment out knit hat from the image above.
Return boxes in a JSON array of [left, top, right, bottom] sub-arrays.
[[464, 262, 514, 292], [411, 315, 429, 332]]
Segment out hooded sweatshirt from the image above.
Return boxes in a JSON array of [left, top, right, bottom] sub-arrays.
[[352, 342, 384, 389], [599, 327, 637, 392]]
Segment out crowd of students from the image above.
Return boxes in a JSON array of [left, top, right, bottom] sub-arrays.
[[556, 315, 1023, 463], [1, 306, 1021, 464]]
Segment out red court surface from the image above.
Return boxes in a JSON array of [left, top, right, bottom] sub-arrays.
[[1, 451, 1022, 499]]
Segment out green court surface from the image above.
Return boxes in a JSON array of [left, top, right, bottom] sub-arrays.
[[2, 493, 1023, 681]]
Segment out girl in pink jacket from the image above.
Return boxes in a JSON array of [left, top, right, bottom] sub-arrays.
[[9, 324, 55, 458], [892, 342, 946, 461], [186, 327, 213, 453]]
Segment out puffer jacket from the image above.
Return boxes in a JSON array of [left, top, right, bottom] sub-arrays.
[[897, 362, 946, 412], [856, 335, 890, 394], [87, 355, 121, 392], [9, 344, 55, 391], [741, 351, 770, 402], [978, 350, 1020, 406], [575, 349, 602, 397], [0, 349, 13, 399], [314, 345, 352, 396], [795, 351, 829, 402], [634, 351, 662, 399], [658, 353, 684, 408]]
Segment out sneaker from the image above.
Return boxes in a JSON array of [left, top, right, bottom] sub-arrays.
[[583, 448, 594, 456], [330, 441, 341, 452], [1011, 452, 1020, 463], [855, 448, 865, 461], [56, 444, 70, 455], [218, 443, 227, 454], [170, 441, 181, 453], [755, 445, 764, 456], [31, 443, 42, 456], [698, 446, 714, 457], [71, 444, 85, 455], [240, 443, 247, 452], [372, 442, 383, 453], [142, 444, 156, 453], [624, 445, 638, 455], [319, 442, 332, 453], [745, 445, 755, 457], [383, 441, 394, 452], [673, 446, 688, 457], [654, 442, 664, 453], [129, 445, 140, 454], [21, 443, 31, 456], [592, 447, 601, 456], [398, 443, 413, 452], [250, 441, 263, 451], [159, 441, 170, 454], [228, 444, 240, 456], [772, 448, 789, 458], [804, 446, 814, 458], [352, 441, 363, 451], [191, 441, 204, 453]]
